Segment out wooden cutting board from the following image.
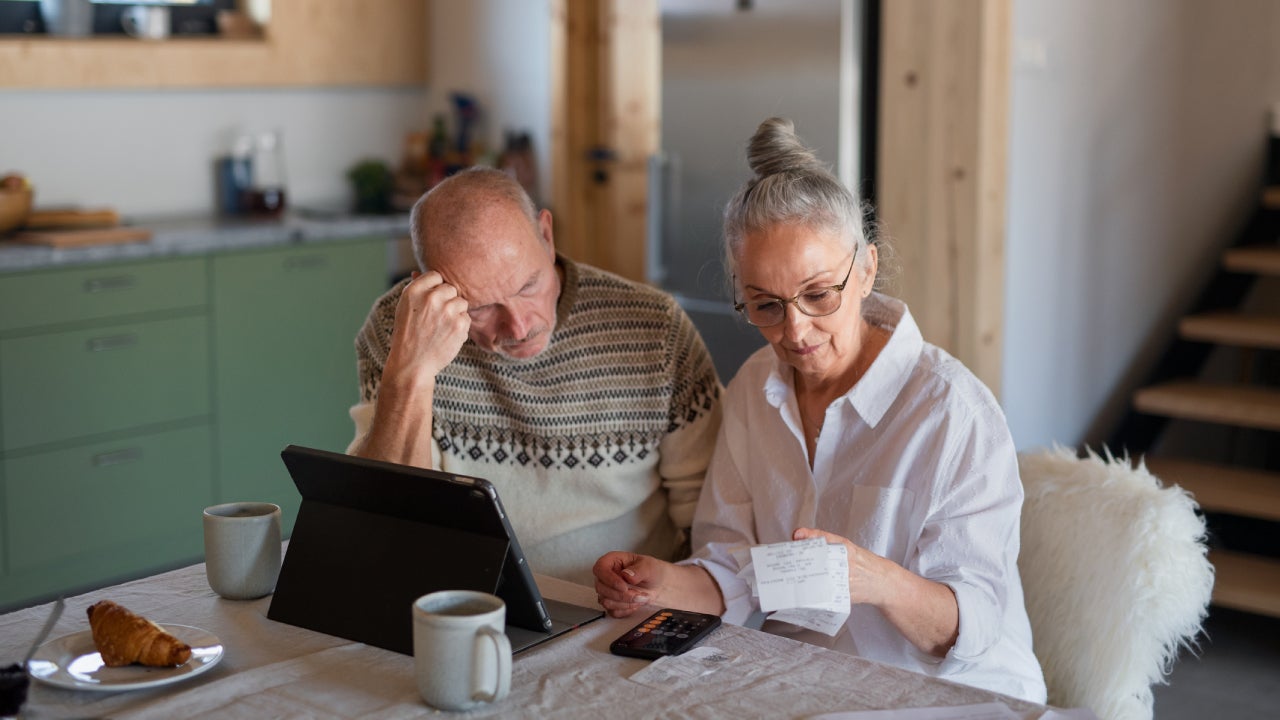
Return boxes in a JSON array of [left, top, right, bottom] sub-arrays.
[[10, 226, 152, 248], [25, 207, 122, 229]]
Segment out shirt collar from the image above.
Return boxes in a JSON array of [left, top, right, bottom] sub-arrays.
[[851, 292, 922, 427], [760, 291, 924, 428]]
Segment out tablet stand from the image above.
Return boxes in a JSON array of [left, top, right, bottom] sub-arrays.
[[268, 499, 510, 655]]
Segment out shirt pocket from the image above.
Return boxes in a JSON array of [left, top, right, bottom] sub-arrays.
[[824, 485, 920, 561]]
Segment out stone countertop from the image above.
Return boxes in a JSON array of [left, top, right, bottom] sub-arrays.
[[0, 211, 411, 274]]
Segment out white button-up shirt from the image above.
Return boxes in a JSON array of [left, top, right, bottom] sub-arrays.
[[688, 292, 1046, 703]]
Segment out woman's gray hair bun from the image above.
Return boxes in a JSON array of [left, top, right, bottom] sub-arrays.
[[746, 117, 827, 180], [723, 117, 870, 277]]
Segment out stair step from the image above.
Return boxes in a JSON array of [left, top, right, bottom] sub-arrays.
[[1223, 245, 1280, 276], [1179, 312, 1280, 350], [1145, 458, 1280, 522], [1134, 381, 1280, 432], [1211, 548, 1280, 618], [1263, 186, 1280, 209]]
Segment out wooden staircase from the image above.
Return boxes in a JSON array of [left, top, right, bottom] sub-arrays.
[[1111, 206, 1280, 619]]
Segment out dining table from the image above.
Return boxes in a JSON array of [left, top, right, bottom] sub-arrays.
[[0, 557, 1059, 719]]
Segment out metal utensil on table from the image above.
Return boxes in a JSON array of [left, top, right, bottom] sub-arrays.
[[22, 597, 66, 668], [0, 598, 63, 718]]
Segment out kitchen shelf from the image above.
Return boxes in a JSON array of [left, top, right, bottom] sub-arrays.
[[0, 0, 425, 89]]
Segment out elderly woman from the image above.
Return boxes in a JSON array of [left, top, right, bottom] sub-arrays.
[[593, 118, 1046, 702]]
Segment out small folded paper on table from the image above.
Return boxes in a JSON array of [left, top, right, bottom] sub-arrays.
[[628, 646, 738, 689], [741, 538, 850, 636]]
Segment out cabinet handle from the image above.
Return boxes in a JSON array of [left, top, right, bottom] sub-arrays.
[[83, 275, 137, 293], [283, 255, 328, 270], [86, 333, 138, 352], [92, 447, 143, 467]]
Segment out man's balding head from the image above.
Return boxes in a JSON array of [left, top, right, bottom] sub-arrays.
[[406, 167, 561, 360], [410, 167, 540, 271]]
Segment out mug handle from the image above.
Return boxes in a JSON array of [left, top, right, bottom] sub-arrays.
[[121, 11, 140, 37], [470, 626, 512, 703]]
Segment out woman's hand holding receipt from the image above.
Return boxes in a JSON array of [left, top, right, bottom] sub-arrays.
[[793, 527, 959, 657], [791, 527, 888, 607]]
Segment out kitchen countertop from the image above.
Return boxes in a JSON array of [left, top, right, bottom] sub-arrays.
[[0, 210, 411, 274]]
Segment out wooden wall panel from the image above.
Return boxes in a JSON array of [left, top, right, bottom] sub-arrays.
[[551, 0, 657, 283], [548, 0, 570, 251], [598, 0, 659, 282], [553, 0, 602, 269], [877, 0, 1010, 396], [970, 1, 1011, 395], [0, 0, 427, 89]]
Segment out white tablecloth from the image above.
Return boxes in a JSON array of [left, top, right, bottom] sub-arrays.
[[1, 562, 1051, 719]]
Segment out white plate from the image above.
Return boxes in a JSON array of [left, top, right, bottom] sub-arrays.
[[27, 624, 223, 692]]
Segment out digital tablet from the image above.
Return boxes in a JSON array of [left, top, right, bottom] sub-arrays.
[[268, 445, 603, 655]]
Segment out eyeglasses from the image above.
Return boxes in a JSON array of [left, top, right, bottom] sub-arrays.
[[733, 247, 858, 328]]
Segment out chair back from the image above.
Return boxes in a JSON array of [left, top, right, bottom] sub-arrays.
[[1017, 446, 1213, 720]]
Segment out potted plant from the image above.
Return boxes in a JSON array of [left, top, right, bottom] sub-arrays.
[[346, 159, 394, 215]]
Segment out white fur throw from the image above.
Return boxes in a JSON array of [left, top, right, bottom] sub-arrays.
[[1017, 446, 1214, 720]]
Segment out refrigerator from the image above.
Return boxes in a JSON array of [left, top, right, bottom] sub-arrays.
[[651, 0, 870, 383]]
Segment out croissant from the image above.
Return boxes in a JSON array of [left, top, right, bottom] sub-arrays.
[[86, 600, 192, 668]]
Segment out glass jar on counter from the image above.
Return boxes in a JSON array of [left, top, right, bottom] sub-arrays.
[[242, 130, 288, 217]]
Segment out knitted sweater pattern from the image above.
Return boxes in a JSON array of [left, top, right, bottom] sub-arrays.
[[354, 256, 720, 475]]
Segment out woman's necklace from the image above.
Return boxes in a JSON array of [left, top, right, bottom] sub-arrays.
[[799, 397, 827, 443], [806, 407, 825, 436], [799, 363, 863, 442]]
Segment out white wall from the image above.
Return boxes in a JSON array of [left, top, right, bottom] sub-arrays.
[[1002, 0, 1279, 451], [1, 88, 428, 217], [426, 0, 553, 206]]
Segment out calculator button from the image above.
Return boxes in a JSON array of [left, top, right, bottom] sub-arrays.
[[676, 633, 689, 639]]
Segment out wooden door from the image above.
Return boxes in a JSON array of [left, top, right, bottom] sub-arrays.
[[550, 0, 659, 283]]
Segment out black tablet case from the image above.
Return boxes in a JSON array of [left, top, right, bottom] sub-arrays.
[[268, 445, 554, 655]]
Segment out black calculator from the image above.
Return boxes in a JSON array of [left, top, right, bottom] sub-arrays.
[[609, 608, 722, 660]]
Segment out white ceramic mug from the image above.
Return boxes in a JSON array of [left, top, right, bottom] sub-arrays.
[[121, 5, 170, 40], [202, 502, 281, 600], [40, 0, 93, 37], [412, 590, 512, 711]]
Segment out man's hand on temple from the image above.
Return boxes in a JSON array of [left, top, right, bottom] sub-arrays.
[[383, 271, 471, 390]]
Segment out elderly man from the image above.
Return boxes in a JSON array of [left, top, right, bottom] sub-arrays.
[[348, 167, 722, 584]]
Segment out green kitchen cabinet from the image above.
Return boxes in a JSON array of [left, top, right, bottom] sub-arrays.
[[0, 256, 206, 334], [212, 238, 388, 534], [0, 235, 393, 611], [0, 424, 212, 607], [0, 256, 214, 609], [1, 314, 210, 451]]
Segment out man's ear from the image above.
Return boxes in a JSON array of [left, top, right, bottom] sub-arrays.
[[537, 209, 555, 257]]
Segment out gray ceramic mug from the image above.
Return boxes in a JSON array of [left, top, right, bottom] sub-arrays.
[[413, 590, 512, 711], [202, 502, 282, 600]]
